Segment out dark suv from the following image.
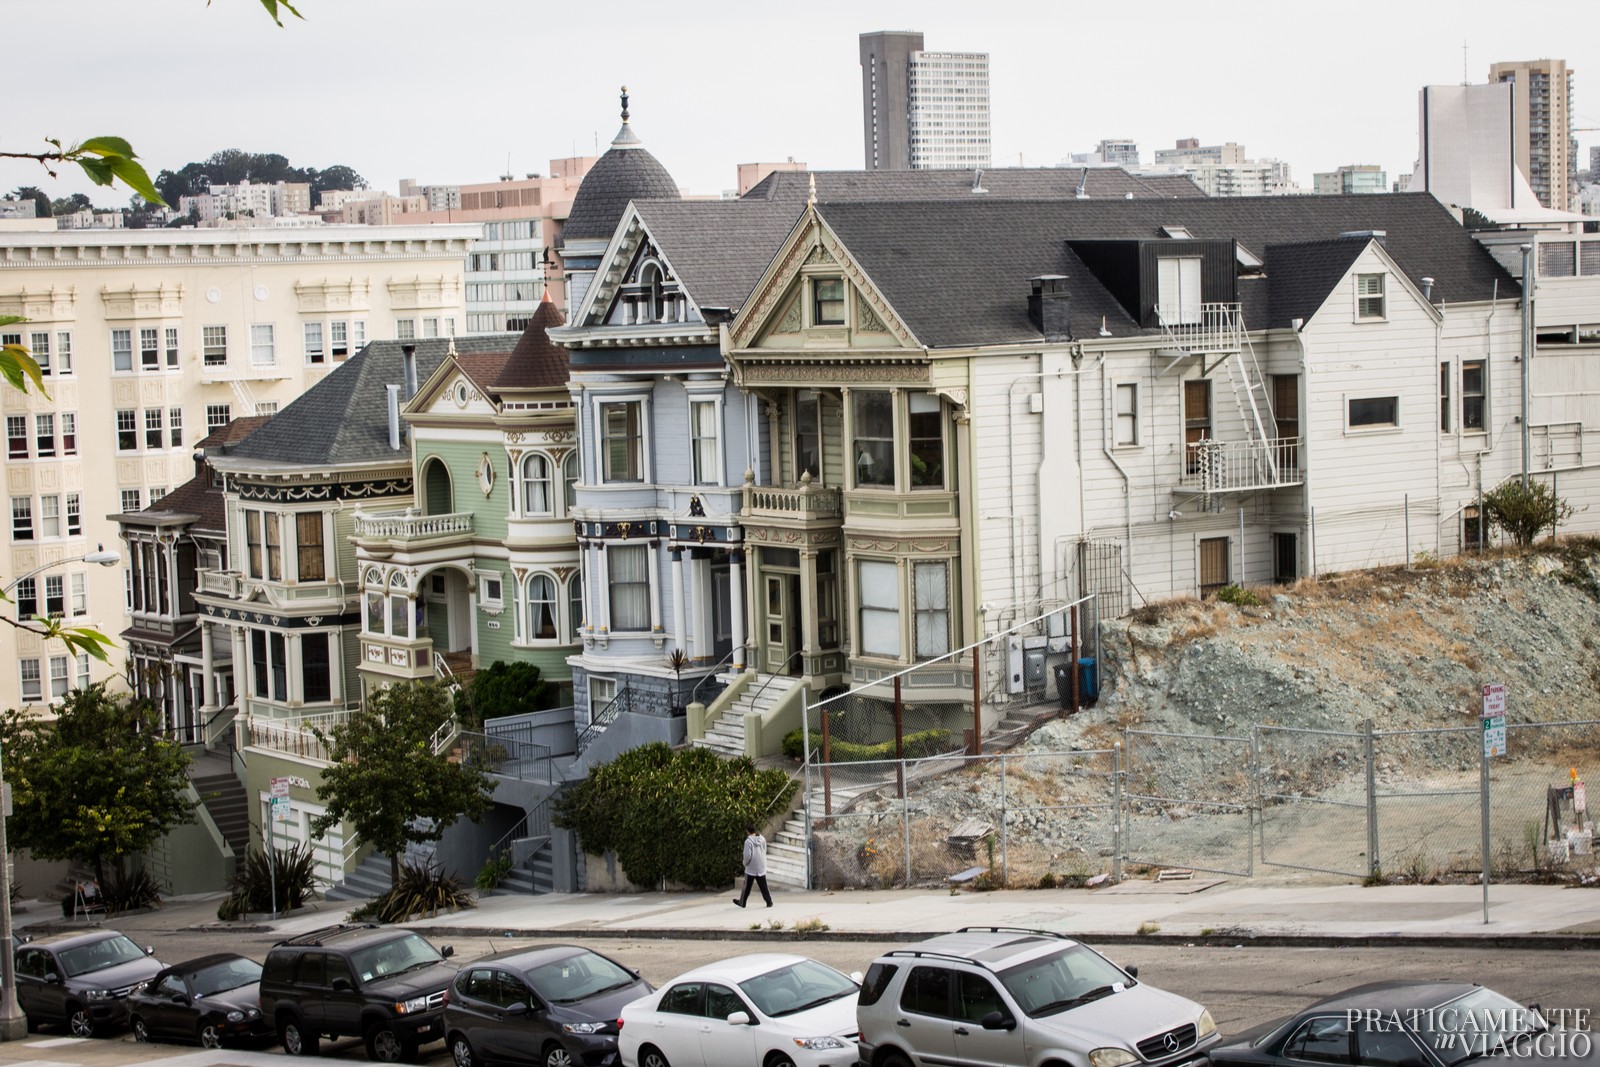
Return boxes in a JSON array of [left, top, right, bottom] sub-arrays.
[[258, 923, 457, 1062], [14, 929, 164, 1037]]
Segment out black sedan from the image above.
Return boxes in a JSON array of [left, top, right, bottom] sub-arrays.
[[443, 944, 652, 1067], [128, 953, 272, 1049], [14, 929, 164, 1036], [1209, 980, 1599, 1067]]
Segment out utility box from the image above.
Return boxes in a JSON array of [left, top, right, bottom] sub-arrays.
[[1007, 636, 1024, 694], [1023, 637, 1048, 688]]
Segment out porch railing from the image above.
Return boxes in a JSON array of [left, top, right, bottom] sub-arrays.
[[458, 731, 554, 783], [1179, 436, 1303, 493], [353, 509, 474, 540], [744, 483, 842, 521], [238, 708, 355, 763], [575, 687, 674, 755], [1158, 301, 1242, 356], [196, 570, 241, 597]]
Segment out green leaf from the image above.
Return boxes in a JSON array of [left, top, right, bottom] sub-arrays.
[[0, 318, 53, 398], [218, 0, 305, 26], [75, 156, 115, 187], [74, 136, 137, 160], [107, 157, 167, 208]]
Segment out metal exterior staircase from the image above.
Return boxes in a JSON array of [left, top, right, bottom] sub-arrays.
[[693, 674, 799, 757], [190, 760, 251, 863]]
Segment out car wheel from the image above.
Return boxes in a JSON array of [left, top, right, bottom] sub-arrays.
[[67, 1004, 95, 1039], [765, 1056, 796, 1067], [366, 1021, 407, 1063], [639, 1044, 671, 1067], [279, 1014, 320, 1056], [131, 1015, 151, 1043], [545, 1042, 576, 1067], [880, 1052, 914, 1067], [450, 1033, 478, 1067], [199, 1021, 224, 1049]]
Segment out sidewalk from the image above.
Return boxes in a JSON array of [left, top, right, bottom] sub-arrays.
[[19, 875, 1600, 949]]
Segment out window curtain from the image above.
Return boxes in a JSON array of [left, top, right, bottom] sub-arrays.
[[858, 559, 901, 657], [914, 562, 950, 659], [609, 545, 649, 631]]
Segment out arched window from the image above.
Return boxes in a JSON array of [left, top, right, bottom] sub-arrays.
[[526, 575, 557, 641], [641, 263, 664, 323], [521, 454, 552, 515], [568, 572, 584, 641], [562, 452, 579, 513]]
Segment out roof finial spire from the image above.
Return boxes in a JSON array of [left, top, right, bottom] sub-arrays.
[[808, 172, 816, 206], [620, 85, 630, 125]]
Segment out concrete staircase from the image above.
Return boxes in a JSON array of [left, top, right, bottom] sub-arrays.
[[190, 757, 251, 862], [693, 675, 800, 758], [490, 843, 555, 896], [323, 850, 393, 901], [767, 812, 808, 889]]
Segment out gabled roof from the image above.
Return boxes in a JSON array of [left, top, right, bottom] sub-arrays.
[[493, 294, 569, 390], [126, 416, 274, 531], [222, 336, 518, 467], [743, 167, 1206, 203], [630, 199, 806, 312], [1262, 239, 1370, 330]]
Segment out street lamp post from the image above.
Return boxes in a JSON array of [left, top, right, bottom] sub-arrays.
[[0, 545, 121, 1040]]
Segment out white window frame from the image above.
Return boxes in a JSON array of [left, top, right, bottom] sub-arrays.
[[30, 331, 50, 375], [19, 658, 42, 703], [606, 544, 651, 632], [588, 675, 616, 724], [62, 412, 77, 456], [6, 415, 27, 459], [478, 573, 503, 610], [39, 494, 60, 538], [857, 558, 902, 659], [303, 321, 325, 364], [1114, 382, 1140, 447], [203, 324, 228, 366], [164, 326, 180, 368], [250, 323, 277, 367], [11, 496, 33, 540], [1157, 256, 1203, 326], [395, 318, 416, 340], [66, 493, 81, 535], [70, 572, 86, 616], [206, 403, 232, 431], [139, 326, 160, 370], [688, 395, 722, 486], [520, 453, 553, 516], [1355, 273, 1386, 321], [1346, 394, 1401, 432], [524, 573, 559, 643], [111, 328, 133, 372], [1461, 359, 1487, 433], [595, 395, 649, 484], [56, 331, 72, 374]]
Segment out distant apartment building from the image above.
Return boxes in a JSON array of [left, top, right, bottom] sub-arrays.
[[736, 159, 808, 197], [860, 30, 990, 171], [0, 224, 472, 718], [1150, 139, 1296, 196], [1490, 58, 1576, 211], [1155, 139, 1246, 166], [399, 178, 462, 211], [337, 192, 429, 225], [178, 180, 311, 223], [0, 199, 38, 219], [1313, 165, 1388, 195]]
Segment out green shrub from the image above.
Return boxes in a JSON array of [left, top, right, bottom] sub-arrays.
[[455, 660, 551, 728], [351, 860, 473, 923], [1484, 478, 1574, 546], [782, 728, 806, 760], [554, 743, 796, 889], [824, 729, 952, 762], [102, 865, 162, 913], [1215, 584, 1261, 607], [474, 849, 514, 892], [217, 843, 320, 920]]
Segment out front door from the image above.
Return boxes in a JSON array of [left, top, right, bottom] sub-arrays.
[[1199, 536, 1231, 596], [763, 574, 801, 674]]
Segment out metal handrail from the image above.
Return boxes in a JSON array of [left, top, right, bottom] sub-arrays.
[[575, 689, 629, 755], [747, 650, 806, 711], [762, 747, 815, 818], [458, 731, 553, 782], [689, 649, 738, 707]]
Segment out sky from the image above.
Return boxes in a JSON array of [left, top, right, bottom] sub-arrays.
[[6, 0, 1600, 208]]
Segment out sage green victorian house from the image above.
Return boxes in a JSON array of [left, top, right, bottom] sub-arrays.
[[351, 295, 580, 703]]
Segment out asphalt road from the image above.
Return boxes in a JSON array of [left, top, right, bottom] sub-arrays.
[[7, 933, 1596, 1066]]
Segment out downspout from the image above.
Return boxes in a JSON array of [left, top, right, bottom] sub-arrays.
[[1097, 355, 1133, 569], [1520, 244, 1534, 487], [1291, 319, 1311, 573]]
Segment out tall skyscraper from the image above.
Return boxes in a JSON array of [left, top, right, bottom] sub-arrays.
[[1489, 58, 1576, 211], [860, 30, 990, 171]]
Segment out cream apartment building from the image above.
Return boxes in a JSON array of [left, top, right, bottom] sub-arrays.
[[0, 222, 474, 715]]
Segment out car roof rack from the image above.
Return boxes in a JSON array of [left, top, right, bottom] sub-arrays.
[[272, 923, 382, 948], [954, 927, 1073, 940], [877, 929, 1077, 971]]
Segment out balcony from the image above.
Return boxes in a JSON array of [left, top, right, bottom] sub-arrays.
[[352, 508, 474, 555], [1178, 437, 1304, 494], [237, 708, 354, 764], [743, 480, 843, 523], [196, 569, 242, 598], [1159, 302, 1243, 359]]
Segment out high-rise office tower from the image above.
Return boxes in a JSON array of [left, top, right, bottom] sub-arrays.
[[1489, 58, 1576, 211], [860, 30, 990, 171]]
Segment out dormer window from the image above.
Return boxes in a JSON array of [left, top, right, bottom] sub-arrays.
[[813, 278, 846, 326], [1356, 273, 1386, 320]]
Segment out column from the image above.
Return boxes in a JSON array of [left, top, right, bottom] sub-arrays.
[[690, 555, 709, 659], [730, 549, 746, 671], [670, 547, 688, 654], [799, 548, 819, 674], [200, 621, 217, 711], [647, 543, 663, 635]]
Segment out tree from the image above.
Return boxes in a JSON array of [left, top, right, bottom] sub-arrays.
[[1483, 477, 1576, 546], [311, 682, 493, 883], [0, 685, 193, 890], [49, 192, 92, 217], [455, 660, 551, 728], [312, 164, 366, 196]]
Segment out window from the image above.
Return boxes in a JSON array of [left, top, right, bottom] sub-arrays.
[[116, 409, 137, 450], [1157, 256, 1203, 325], [14, 579, 37, 617], [913, 561, 950, 660], [569, 573, 584, 640], [331, 320, 349, 360], [302, 633, 331, 703], [908, 394, 944, 489], [795, 391, 821, 478], [600, 401, 643, 482], [520, 454, 552, 515], [589, 676, 616, 722], [1199, 536, 1231, 597], [206, 403, 232, 431], [11, 497, 33, 540], [56, 331, 72, 374], [1114, 383, 1139, 446], [563, 452, 579, 511], [422, 317, 439, 338], [44, 575, 64, 616], [396, 319, 416, 340], [479, 574, 503, 608], [70, 572, 86, 615], [813, 278, 845, 325], [1438, 362, 1453, 433], [121, 489, 142, 512], [257, 401, 278, 415], [203, 325, 228, 366], [1464, 505, 1484, 552], [264, 511, 282, 578], [66, 493, 80, 535], [1285, 1017, 1352, 1064], [145, 408, 163, 449], [1184, 379, 1212, 472], [296, 512, 325, 581], [62, 412, 76, 455], [76, 653, 90, 689], [250, 323, 276, 366], [689, 400, 719, 485], [19, 659, 41, 703], [112, 328, 133, 372], [608, 545, 649, 631], [1348, 396, 1399, 429], [140, 327, 160, 369], [250, 630, 288, 702], [303, 322, 325, 364], [169, 407, 183, 447], [1356, 273, 1386, 319], [6, 416, 26, 459], [353, 320, 366, 348], [854, 390, 894, 487], [30, 332, 50, 375], [858, 559, 901, 658], [245, 509, 262, 577], [39, 495, 59, 538], [164, 326, 179, 368], [526, 575, 557, 640], [900, 966, 952, 1018], [1461, 360, 1486, 432]]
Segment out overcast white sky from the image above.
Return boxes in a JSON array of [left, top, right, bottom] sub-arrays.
[[7, 0, 1600, 208]]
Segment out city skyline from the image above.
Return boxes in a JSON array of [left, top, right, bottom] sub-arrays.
[[6, 0, 1600, 208]]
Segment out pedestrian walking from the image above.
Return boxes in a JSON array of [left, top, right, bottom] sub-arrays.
[[733, 824, 773, 908]]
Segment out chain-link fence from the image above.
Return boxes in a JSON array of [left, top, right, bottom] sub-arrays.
[[799, 717, 1600, 889]]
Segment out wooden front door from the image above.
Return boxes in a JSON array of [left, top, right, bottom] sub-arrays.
[[1199, 536, 1231, 596]]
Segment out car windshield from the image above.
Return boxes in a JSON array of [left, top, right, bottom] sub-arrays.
[[1411, 988, 1547, 1066], [739, 959, 858, 1018], [58, 935, 148, 978], [189, 957, 263, 997], [998, 944, 1133, 1017], [525, 950, 638, 1004], [350, 934, 444, 983]]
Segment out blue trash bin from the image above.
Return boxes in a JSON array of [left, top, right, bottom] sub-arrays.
[[1077, 657, 1099, 704]]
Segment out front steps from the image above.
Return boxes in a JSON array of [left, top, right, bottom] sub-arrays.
[[693, 675, 799, 758]]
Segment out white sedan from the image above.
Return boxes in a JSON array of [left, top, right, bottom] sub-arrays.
[[619, 953, 860, 1067]]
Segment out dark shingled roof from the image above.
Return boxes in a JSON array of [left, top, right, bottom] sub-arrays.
[[632, 199, 806, 311], [223, 335, 518, 466], [562, 135, 679, 243], [1262, 239, 1371, 331], [743, 167, 1206, 203], [134, 416, 274, 530], [814, 193, 1517, 349], [493, 295, 570, 390]]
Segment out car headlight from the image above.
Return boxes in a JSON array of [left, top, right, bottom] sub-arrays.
[[562, 1021, 608, 1035], [227, 1010, 246, 1022], [794, 1036, 848, 1050], [1089, 1049, 1140, 1067], [81, 989, 112, 1001], [1198, 1010, 1216, 1038], [393, 996, 432, 1014]]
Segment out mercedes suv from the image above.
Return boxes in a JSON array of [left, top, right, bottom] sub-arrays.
[[855, 927, 1218, 1067]]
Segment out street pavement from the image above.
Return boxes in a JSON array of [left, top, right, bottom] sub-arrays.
[[3, 875, 1598, 1066]]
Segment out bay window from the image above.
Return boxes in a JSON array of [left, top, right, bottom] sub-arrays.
[[608, 545, 649, 631], [853, 390, 895, 487], [857, 559, 901, 658], [521, 454, 552, 515], [526, 575, 557, 640], [569, 573, 584, 640], [907, 393, 945, 489], [600, 400, 644, 482], [296, 512, 325, 581]]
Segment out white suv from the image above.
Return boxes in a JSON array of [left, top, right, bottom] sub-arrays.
[[855, 927, 1217, 1067]]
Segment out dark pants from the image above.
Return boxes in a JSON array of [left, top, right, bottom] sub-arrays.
[[738, 873, 772, 906]]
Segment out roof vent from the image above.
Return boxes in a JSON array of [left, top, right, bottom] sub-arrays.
[[401, 344, 418, 401], [1338, 229, 1387, 240], [1028, 276, 1071, 342]]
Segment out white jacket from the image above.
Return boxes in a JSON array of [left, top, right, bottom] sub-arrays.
[[742, 833, 768, 876]]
